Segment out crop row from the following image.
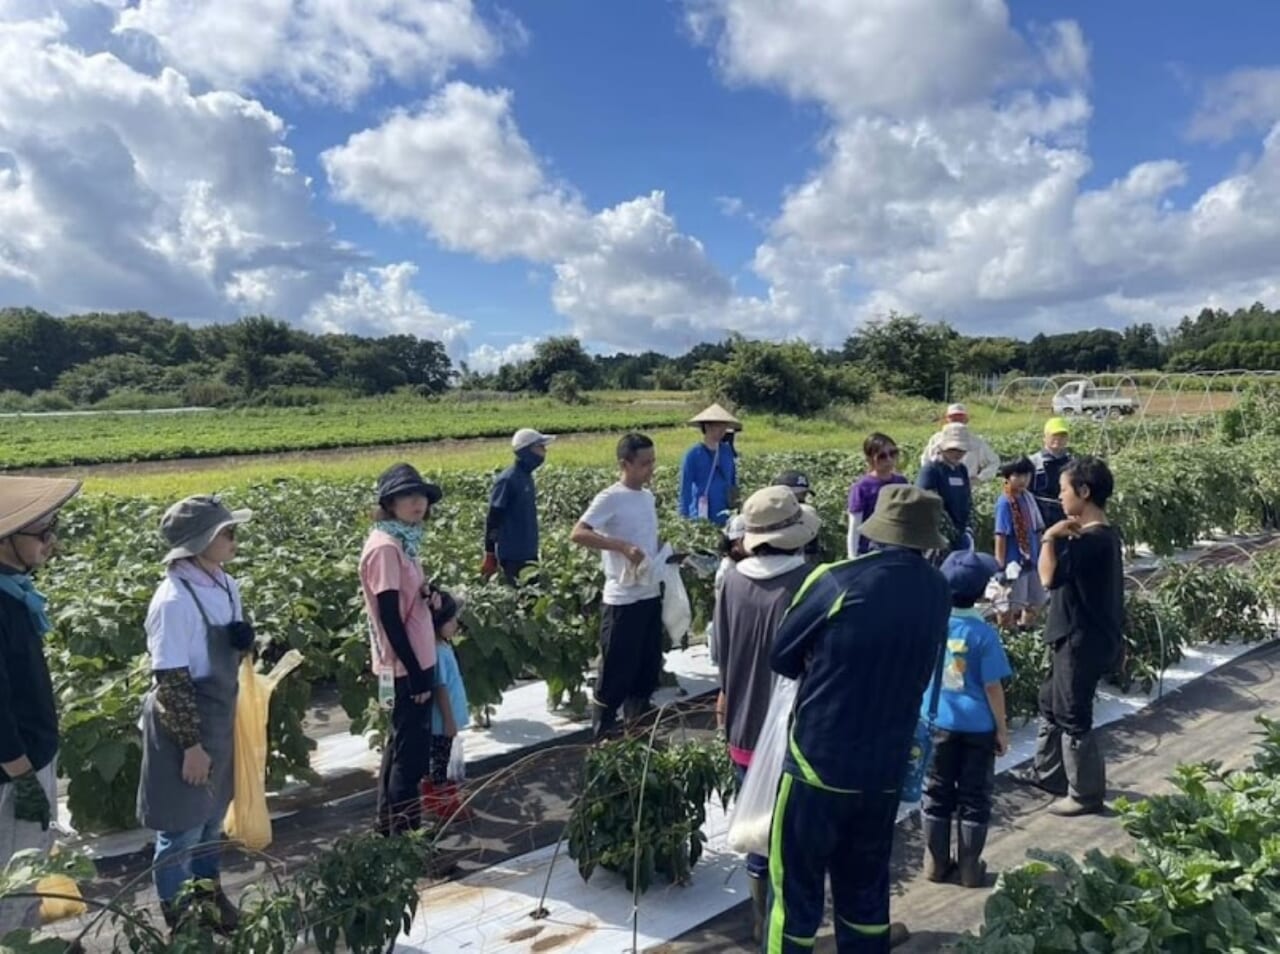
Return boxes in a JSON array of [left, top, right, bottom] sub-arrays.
[[38, 431, 1280, 831], [0, 394, 696, 469]]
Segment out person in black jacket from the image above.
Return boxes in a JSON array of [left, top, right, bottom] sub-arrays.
[[481, 428, 554, 585], [1012, 456, 1123, 817], [766, 485, 951, 953], [916, 423, 972, 553], [0, 475, 82, 938]]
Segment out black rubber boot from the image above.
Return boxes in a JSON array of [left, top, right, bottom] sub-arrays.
[[591, 703, 617, 740], [922, 815, 955, 883], [621, 696, 651, 721], [747, 875, 768, 944], [1063, 731, 1106, 810], [957, 822, 989, 888]]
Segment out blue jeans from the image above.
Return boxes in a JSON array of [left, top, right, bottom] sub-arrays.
[[153, 817, 225, 904], [733, 763, 769, 881]]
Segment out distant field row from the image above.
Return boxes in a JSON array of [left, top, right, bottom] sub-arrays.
[[0, 393, 703, 469]]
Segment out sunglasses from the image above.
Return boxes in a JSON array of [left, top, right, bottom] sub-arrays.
[[875, 448, 900, 462], [15, 516, 59, 543]]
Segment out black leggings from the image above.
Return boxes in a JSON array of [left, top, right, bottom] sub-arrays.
[[428, 734, 453, 786], [377, 677, 432, 835]]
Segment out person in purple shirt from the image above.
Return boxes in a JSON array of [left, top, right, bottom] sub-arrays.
[[847, 432, 909, 558]]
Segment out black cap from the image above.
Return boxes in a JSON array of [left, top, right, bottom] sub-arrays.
[[377, 463, 442, 505], [774, 470, 810, 491]]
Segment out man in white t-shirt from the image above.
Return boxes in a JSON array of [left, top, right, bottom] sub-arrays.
[[571, 433, 666, 738]]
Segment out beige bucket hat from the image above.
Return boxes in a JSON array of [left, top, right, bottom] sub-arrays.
[[689, 403, 742, 429], [0, 476, 82, 539], [741, 486, 821, 553], [939, 422, 970, 452]]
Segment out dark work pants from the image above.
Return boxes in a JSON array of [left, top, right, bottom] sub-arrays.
[[593, 598, 663, 723], [766, 773, 900, 954], [501, 560, 538, 586], [922, 729, 996, 825], [377, 677, 433, 835], [1034, 637, 1119, 805]]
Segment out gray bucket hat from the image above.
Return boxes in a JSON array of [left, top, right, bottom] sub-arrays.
[[160, 495, 251, 563]]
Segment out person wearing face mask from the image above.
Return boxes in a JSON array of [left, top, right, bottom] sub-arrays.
[[481, 429, 555, 585], [359, 464, 443, 837], [137, 495, 257, 936], [0, 475, 81, 940], [679, 404, 741, 527], [1029, 419, 1073, 527]]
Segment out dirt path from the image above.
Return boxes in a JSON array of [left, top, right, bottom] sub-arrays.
[[653, 641, 1280, 953]]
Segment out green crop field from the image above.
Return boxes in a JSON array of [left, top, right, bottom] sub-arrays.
[[0, 391, 703, 470]]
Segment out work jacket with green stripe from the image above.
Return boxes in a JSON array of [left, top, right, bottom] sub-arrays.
[[770, 549, 950, 793]]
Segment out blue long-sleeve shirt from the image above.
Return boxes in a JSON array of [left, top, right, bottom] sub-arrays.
[[771, 551, 950, 792], [678, 442, 736, 526]]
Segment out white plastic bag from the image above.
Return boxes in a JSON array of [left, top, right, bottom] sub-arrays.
[[658, 545, 692, 642], [655, 542, 696, 640], [447, 735, 466, 782], [726, 676, 797, 857]]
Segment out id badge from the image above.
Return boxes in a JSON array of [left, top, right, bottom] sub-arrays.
[[378, 670, 395, 709], [697, 495, 709, 520]]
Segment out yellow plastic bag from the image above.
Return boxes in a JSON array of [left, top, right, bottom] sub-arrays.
[[224, 650, 304, 850], [37, 874, 86, 923]]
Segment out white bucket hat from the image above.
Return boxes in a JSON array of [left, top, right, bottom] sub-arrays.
[[741, 486, 821, 554], [939, 422, 970, 453]]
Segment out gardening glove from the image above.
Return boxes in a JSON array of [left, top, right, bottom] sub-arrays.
[[480, 552, 499, 580], [12, 771, 52, 831]]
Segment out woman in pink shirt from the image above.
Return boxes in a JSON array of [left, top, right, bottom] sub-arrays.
[[360, 463, 442, 836]]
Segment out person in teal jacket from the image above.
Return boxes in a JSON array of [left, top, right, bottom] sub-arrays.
[[679, 403, 740, 526], [765, 485, 951, 953]]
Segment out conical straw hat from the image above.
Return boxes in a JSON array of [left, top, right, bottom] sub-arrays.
[[689, 403, 742, 428], [0, 476, 82, 539]]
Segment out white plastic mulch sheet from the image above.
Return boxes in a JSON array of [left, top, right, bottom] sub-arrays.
[[405, 639, 1269, 953]]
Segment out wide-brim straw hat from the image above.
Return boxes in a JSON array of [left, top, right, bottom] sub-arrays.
[[741, 486, 821, 553], [689, 403, 742, 429], [0, 476, 82, 539], [861, 485, 949, 552], [160, 494, 252, 564]]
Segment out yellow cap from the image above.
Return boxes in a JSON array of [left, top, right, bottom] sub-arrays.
[[1044, 417, 1070, 437]]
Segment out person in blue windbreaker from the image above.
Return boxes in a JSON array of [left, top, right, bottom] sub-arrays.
[[678, 403, 741, 527]]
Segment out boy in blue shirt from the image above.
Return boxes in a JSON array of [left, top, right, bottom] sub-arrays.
[[993, 457, 1047, 629], [922, 551, 1011, 888]]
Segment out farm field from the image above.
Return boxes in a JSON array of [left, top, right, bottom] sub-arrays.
[[0, 390, 702, 470], [16, 391, 1219, 498]]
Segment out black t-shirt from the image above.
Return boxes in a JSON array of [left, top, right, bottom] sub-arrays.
[[1043, 524, 1124, 653]]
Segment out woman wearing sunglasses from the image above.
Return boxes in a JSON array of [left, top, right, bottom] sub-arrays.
[[0, 475, 82, 940], [847, 432, 908, 558]]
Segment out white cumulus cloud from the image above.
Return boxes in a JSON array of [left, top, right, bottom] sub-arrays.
[[304, 262, 470, 349], [115, 0, 505, 106]]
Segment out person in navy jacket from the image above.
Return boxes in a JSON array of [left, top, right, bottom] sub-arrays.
[[765, 485, 951, 953], [916, 423, 973, 552], [678, 404, 740, 527], [481, 428, 555, 584]]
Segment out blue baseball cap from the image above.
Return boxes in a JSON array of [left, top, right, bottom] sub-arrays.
[[940, 550, 1001, 602]]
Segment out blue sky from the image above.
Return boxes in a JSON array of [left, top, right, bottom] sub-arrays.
[[3, 1, 1280, 368]]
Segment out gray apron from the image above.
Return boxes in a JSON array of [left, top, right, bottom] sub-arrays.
[[137, 579, 242, 833]]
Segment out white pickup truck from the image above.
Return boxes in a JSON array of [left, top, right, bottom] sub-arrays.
[[1051, 379, 1137, 417]]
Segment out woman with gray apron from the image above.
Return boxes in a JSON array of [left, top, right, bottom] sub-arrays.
[[137, 496, 255, 935]]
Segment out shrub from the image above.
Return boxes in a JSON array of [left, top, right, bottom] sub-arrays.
[[549, 370, 585, 405]]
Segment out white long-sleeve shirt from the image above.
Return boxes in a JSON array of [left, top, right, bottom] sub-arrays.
[[920, 430, 1001, 482]]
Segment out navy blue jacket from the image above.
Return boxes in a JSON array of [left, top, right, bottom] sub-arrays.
[[486, 451, 542, 564], [771, 550, 950, 792], [917, 460, 971, 541]]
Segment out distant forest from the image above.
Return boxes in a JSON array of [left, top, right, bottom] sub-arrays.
[[0, 302, 1277, 410]]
